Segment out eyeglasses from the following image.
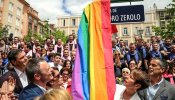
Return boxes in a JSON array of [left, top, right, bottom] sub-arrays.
[[62, 73, 69, 76], [130, 63, 136, 65], [115, 53, 120, 56], [122, 71, 129, 74]]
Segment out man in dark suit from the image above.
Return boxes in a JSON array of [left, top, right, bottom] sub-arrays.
[[138, 58, 175, 100], [0, 49, 28, 95], [19, 58, 53, 100]]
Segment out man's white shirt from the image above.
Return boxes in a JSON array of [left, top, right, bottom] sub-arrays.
[[14, 68, 28, 88]]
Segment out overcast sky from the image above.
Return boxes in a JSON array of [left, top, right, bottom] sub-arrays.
[[26, 0, 172, 25]]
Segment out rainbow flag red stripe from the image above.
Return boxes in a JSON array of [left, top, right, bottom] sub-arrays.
[[72, 0, 116, 100]]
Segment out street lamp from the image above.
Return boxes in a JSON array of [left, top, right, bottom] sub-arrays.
[[137, 29, 144, 39]]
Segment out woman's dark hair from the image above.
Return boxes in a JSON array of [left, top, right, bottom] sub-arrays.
[[48, 53, 55, 61], [129, 59, 138, 65], [132, 69, 149, 91], [60, 67, 71, 76], [27, 43, 33, 50], [63, 60, 72, 70]]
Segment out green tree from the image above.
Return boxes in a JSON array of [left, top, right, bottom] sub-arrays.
[[0, 25, 8, 39], [0, 26, 4, 38], [51, 29, 68, 43], [24, 23, 68, 44], [43, 21, 50, 39], [23, 30, 32, 42], [153, 1, 175, 39]]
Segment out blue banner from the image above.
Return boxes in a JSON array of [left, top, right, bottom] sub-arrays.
[[111, 5, 145, 23]]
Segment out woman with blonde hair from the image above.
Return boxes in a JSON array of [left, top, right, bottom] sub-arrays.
[[113, 50, 127, 84], [37, 89, 72, 100]]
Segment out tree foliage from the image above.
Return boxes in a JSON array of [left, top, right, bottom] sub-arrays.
[[0, 26, 4, 38], [153, 1, 175, 39], [0, 25, 8, 39], [52, 29, 68, 43], [24, 23, 68, 44]]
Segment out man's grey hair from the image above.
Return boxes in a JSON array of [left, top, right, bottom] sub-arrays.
[[151, 58, 164, 68], [26, 57, 46, 82]]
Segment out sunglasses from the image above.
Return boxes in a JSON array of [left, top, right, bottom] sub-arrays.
[[62, 73, 69, 76], [122, 71, 129, 74], [115, 53, 120, 56]]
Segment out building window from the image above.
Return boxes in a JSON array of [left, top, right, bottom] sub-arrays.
[[28, 16, 32, 23], [8, 14, 13, 23], [34, 20, 37, 26], [28, 23, 32, 31], [15, 28, 19, 34], [9, 2, 13, 11], [170, 12, 175, 16], [160, 17, 165, 20], [160, 21, 165, 27], [34, 26, 37, 33], [160, 21, 166, 29], [0, 0, 3, 7], [72, 19, 76, 26], [16, 18, 20, 26], [135, 27, 138, 35], [39, 26, 43, 34], [160, 12, 164, 18], [145, 26, 151, 35], [17, 7, 21, 16], [124, 40, 128, 46], [123, 27, 128, 35], [63, 19, 65, 26], [7, 25, 11, 29]]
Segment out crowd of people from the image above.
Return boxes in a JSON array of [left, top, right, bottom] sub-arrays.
[[0, 34, 76, 100], [113, 35, 175, 99], [0, 33, 175, 100]]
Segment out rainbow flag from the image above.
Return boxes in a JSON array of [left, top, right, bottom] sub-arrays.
[[72, 0, 116, 100]]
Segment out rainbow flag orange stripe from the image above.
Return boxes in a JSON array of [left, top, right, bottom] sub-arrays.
[[72, 1, 116, 100]]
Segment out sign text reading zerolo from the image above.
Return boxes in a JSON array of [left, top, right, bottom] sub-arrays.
[[111, 5, 145, 23]]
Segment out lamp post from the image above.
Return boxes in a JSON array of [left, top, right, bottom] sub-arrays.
[[137, 29, 144, 39]]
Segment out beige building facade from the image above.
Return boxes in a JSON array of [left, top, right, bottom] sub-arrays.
[[20, 0, 29, 37], [38, 20, 56, 35], [57, 15, 81, 36], [57, 6, 167, 44], [0, 0, 47, 38], [27, 7, 40, 35], [0, 0, 23, 37], [115, 7, 168, 44]]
